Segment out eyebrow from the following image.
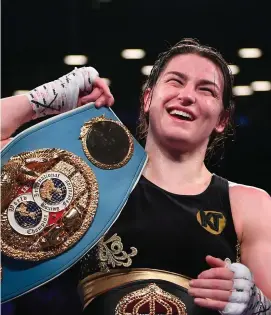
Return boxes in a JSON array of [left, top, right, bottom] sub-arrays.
[[165, 71, 221, 91]]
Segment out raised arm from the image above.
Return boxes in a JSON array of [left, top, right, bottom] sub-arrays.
[[1, 67, 114, 147], [1, 95, 34, 141]]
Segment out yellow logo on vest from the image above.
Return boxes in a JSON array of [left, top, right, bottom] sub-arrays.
[[197, 210, 226, 235]]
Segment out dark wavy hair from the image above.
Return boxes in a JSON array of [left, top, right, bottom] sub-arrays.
[[137, 38, 235, 157]]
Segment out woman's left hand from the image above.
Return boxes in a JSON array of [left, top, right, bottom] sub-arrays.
[[188, 255, 234, 311]]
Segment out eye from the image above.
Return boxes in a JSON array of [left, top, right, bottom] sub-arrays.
[[167, 78, 183, 85], [200, 87, 215, 96]]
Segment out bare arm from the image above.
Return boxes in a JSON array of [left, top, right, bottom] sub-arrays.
[[230, 185, 271, 298], [1, 71, 114, 148], [1, 95, 34, 141], [188, 184, 271, 313]]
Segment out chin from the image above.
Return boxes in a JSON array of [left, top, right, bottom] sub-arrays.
[[164, 128, 190, 141], [161, 133, 192, 151], [150, 125, 194, 150]]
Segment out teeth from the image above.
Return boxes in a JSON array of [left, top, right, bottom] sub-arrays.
[[169, 109, 193, 120]]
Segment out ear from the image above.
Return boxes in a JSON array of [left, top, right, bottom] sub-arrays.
[[143, 88, 152, 113], [215, 109, 229, 133]]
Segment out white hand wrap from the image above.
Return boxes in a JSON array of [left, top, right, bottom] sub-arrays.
[[26, 67, 98, 118], [220, 259, 271, 315]]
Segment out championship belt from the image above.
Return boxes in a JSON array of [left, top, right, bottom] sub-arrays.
[[0, 103, 148, 303], [79, 269, 216, 315]]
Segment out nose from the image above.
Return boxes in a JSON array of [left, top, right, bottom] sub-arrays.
[[177, 87, 196, 106]]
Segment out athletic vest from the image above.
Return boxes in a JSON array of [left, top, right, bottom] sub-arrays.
[[80, 174, 239, 315]]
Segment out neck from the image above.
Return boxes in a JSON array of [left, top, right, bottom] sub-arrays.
[[143, 134, 212, 194]]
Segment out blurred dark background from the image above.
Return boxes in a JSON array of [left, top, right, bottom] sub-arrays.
[[1, 1, 271, 314], [2, 0, 271, 193]]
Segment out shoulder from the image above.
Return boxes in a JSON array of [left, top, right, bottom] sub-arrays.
[[1, 138, 13, 149], [229, 180, 270, 203], [228, 180, 271, 237]]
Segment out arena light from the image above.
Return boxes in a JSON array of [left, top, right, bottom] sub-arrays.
[[102, 78, 111, 86], [238, 48, 262, 58], [233, 85, 253, 96], [251, 81, 271, 92], [141, 65, 153, 76], [64, 55, 88, 65], [13, 90, 29, 96], [121, 49, 146, 59], [228, 64, 240, 75]]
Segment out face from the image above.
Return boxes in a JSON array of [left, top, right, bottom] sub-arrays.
[[144, 53, 227, 151]]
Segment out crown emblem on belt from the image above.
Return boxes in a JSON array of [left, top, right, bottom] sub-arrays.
[[115, 283, 187, 315]]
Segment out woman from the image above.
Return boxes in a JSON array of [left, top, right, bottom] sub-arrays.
[[1, 39, 271, 315]]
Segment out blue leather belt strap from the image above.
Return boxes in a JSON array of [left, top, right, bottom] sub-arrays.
[[1, 103, 147, 303]]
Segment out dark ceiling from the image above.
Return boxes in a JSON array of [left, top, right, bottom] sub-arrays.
[[2, 0, 271, 193]]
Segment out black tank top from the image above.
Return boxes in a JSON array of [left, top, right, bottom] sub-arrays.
[[80, 174, 238, 280], [9, 174, 238, 315]]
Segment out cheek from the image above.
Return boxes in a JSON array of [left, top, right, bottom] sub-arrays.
[[152, 87, 178, 109], [200, 99, 222, 121], [148, 89, 175, 127]]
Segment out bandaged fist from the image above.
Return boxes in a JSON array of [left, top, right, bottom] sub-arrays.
[[78, 77, 114, 108], [188, 255, 254, 314], [27, 67, 114, 119]]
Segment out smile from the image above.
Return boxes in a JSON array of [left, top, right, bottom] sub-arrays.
[[167, 109, 194, 121]]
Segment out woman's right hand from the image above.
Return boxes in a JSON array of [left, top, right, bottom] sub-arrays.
[[27, 67, 114, 118], [78, 77, 114, 108], [1, 67, 115, 144]]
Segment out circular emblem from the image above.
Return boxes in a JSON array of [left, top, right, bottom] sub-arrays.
[[8, 194, 49, 236], [32, 172, 73, 212], [1, 148, 99, 261], [80, 115, 134, 169]]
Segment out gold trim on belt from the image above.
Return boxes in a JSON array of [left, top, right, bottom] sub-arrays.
[[78, 268, 191, 309]]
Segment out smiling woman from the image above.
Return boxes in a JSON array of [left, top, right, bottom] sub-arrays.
[[143, 53, 228, 155], [138, 38, 234, 157], [1, 38, 271, 315]]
